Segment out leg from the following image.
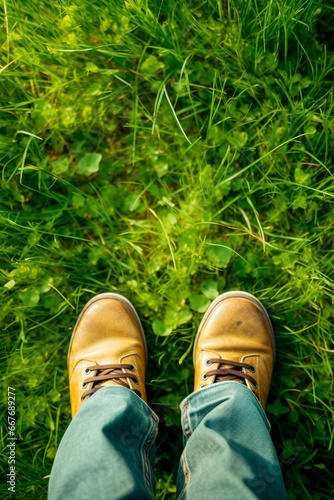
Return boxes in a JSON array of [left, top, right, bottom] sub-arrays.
[[177, 291, 287, 499], [48, 293, 158, 500], [49, 387, 158, 500], [177, 382, 287, 500]]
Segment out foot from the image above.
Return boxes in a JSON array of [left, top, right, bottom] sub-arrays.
[[68, 293, 147, 418], [193, 291, 275, 410]]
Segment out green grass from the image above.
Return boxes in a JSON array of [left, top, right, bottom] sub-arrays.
[[1, 0, 334, 498]]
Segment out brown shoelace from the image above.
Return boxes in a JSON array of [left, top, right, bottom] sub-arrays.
[[204, 359, 257, 387], [81, 364, 141, 401]]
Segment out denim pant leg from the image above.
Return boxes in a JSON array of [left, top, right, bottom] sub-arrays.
[[176, 381, 287, 500], [48, 386, 158, 500]]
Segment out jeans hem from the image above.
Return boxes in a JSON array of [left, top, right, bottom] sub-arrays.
[[90, 385, 160, 422], [180, 381, 271, 431]]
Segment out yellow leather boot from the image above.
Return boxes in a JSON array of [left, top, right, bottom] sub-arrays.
[[68, 293, 147, 418], [193, 291, 275, 410]]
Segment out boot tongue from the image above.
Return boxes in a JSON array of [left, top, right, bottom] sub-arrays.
[[214, 361, 246, 385], [96, 379, 128, 389], [91, 365, 130, 390]]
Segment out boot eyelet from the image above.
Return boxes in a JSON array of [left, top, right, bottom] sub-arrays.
[[205, 359, 212, 367], [202, 374, 209, 381], [252, 381, 258, 389], [81, 382, 87, 389], [129, 365, 136, 372], [134, 378, 140, 385], [249, 365, 256, 373], [84, 368, 91, 375], [80, 395, 85, 402]]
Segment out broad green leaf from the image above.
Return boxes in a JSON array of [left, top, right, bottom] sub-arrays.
[[190, 294, 210, 313], [21, 289, 40, 307], [76, 153, 102, 176], [124, 194, 140, 212], [294, 167, 310, 185], [36, 275, 53, 293], [4, 279, 15, 289], [177, 308, 193, 325], [206, 241, 233, 267], [292, 195, 307, 210], [152, 319, 172, 337], [164, 308, 193, 328], [267, 399, 290, 417], [141, 56, 165, 79], [51, 156, 70, 175], [201, 280, 219, 299]]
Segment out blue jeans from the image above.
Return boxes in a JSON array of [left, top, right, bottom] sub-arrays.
[[48, 382, 287, 499]]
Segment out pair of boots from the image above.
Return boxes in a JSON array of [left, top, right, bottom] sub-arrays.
[[68, 291, 275, 417]]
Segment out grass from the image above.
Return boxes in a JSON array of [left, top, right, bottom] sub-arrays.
[[0, 0, 334, 498]]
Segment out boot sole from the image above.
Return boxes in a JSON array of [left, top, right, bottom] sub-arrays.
[[67, 292, 147, 368], [192, 290, 276, 366]]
